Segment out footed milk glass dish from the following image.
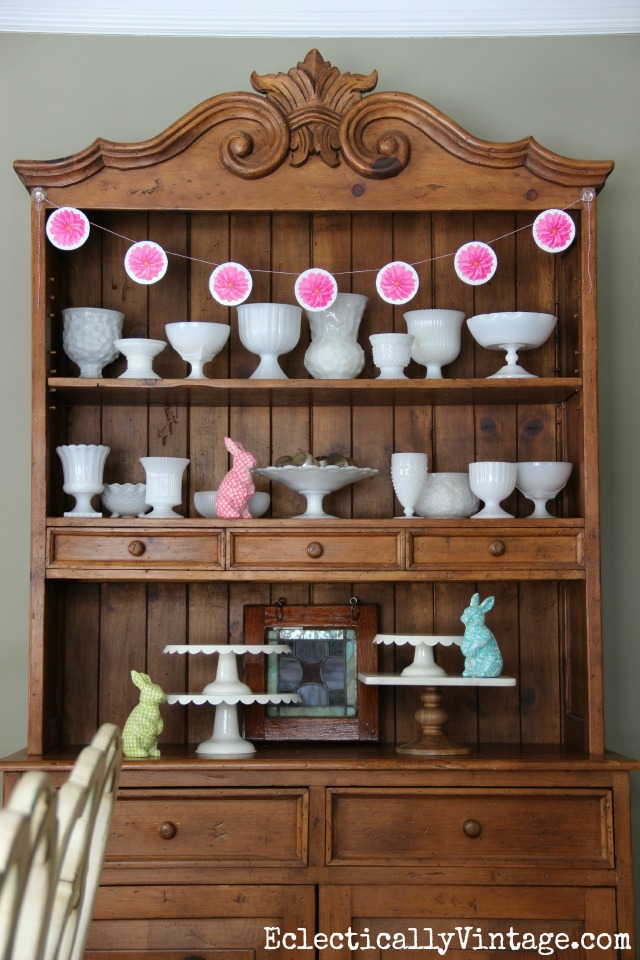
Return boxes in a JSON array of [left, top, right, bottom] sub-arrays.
[[415, 472, 480, 519], [57, 443, 110, 517], [516, 461, 573, 518], [391, 453, 429, 518], [62, 307, 124, 378], [165, 322, 230, 379], [101, 483, 150, 518], [114, 338, 166, 379], [466, 311, 557, 378], [237, 303, 302, 379], [254, 464, 377, 519], [403, 309, 465, 378], [468, 461, 517, 519], [140, 457, 190, 518], [370, 333, 414, 379], [194, 490, 271, 519], [303, 293, 367, 379]]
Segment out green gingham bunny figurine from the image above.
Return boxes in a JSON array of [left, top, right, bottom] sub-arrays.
[[122, 670, 166, 758]]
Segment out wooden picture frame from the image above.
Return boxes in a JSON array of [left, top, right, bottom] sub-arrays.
[[243, 603, 379, 741]]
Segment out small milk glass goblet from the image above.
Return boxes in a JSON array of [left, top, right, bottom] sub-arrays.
[[391, 452, 429, 518], [140, 456, 190, 518], [370, 333, 414, 379], [468, 461, 517, 519], [403, 309, 465, 379], [516, 461, 573, 518], [236, 303, 302, 379], [165, 322, 230, 379], [56, 443, 110, 517], [114, 338, 166, 379]]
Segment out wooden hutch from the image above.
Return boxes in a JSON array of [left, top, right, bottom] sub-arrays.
[[3, 50, 637, 957]]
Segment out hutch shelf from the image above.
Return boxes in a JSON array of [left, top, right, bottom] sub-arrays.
[[3, 49, 637, 958]]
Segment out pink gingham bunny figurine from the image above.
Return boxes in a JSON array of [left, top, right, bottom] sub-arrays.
[[215, 437, 257, 519]]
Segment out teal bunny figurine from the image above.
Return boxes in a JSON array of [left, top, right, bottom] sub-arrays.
[[460, 593, 503, 678], [122, 670, 166, 758]]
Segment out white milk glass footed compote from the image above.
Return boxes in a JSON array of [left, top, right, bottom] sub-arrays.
[[140, 456, 190, 518], [114, 338, 166, 379], [237, 303, 302, 379], [370, 333, 414, 379], [391, 452, 429, 518], [165, 322, 230, 379], [403, 309, 465, 379], [57, 443, 110, 517], [469, 461, 517, 519], [62, 307, 124, 378], [466, 312, 557, 378], [516, 461, 573, 518]]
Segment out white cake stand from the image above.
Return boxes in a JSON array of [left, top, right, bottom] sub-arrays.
[[164, 643, 299, 757], [361, 632, 515, 756], [253, 464, 378, 519]]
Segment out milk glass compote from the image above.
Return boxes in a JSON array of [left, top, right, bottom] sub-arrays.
[[466, 312, 557, 378], [114, 338, 166, 379], [469, 461, 517, 519], [403, 309, 465, 379], [140, 457, 190, 518], [237, 303, 302, 379], [391, 453, 429, 518], [370, 333, 414, 379], [165, 322, 230, 379], [516, 461, 573, 518], [57, 444, 110, 517]]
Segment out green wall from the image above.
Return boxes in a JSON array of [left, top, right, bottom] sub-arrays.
[[1, 30, 639, 925]]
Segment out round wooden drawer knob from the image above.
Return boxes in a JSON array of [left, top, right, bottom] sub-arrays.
[[128, 539, 146, 557], [158, 820, 178, 840], [306, 541, 324, 559], [463, 819, 482, 838], [488, 539, 506, 557]]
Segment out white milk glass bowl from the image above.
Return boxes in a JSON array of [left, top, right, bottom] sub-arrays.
[[101, 482, 150, 518], [415, 472, 480, 519], [468, 461, 517, 519], [370, 333, 414, 379], [403, 309, 465, 379], [516, 461, 573, 518], [237, 303, 302, 379], [165, 322, 230, 379], [254, 464, 377, 519], [62, 307, 124, 378], [466, 311, 557, 378], [391, 452, 429, 518], [194, 490, 271, 519], [114, 338, 166, 379]]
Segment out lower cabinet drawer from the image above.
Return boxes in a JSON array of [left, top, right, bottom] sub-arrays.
[[107, 789, 308, 866], [47, 528, 224, 574], [228, 529, 403, 571], [327, 788, 613, 867]]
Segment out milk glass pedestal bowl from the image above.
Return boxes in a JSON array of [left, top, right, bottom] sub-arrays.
[[165, 322, 230, 379], [466, 312, 557, 378], [237, 303, 302, 379], [403, 309, 465, 378], [57, 443, 110, 517], [114, 338, 166, 379], [62, 307, 124, 378], [254, 464, 378, 519], [516, 461, 573, 518], [469, 461, 517, 519], [370, 333, 414, 379], [391, 453, 429, 518]]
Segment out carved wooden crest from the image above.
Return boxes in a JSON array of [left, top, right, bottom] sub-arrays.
[[250, 48, 378, 168]]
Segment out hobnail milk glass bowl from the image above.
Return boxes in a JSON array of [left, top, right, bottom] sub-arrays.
[[415, 472, 480, 519], [62, 307, 124, 378], [516, 461, 573, 518], [468, 461, 517, 519], [194, 490, 271, 519], [237, 303, 302, 379], [101, 483, 150, 518], [466, 311, 557, 378], [403, 309, 465, 378], [370, 333, 414, 379], [165, 322, 230, 379]]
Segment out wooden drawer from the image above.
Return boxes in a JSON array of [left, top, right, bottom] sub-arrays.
[[107, 789, 308, 866], [407, 527, 584, 577], [227, 529, 403, 571], [47, 528, 224, 575], [327, 788, 613, 867]]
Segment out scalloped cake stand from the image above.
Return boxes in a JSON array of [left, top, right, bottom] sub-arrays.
[[360, 634, 516, 756], [164, 643, 300, 757]]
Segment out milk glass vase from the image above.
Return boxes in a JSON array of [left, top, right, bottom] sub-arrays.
[[57, 443, 110, 517], [140, 457, 190, 518], [304, 293, 367, 379]]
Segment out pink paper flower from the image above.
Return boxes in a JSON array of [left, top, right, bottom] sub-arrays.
[[296, 270, 336, 310], [126, 243, 167, 283], [534, 210, 574, 250], [212, 263, 251, 304], [378, 262, 418, 302], [455, 243, 496, 283], [47, 208, 88, 248]]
